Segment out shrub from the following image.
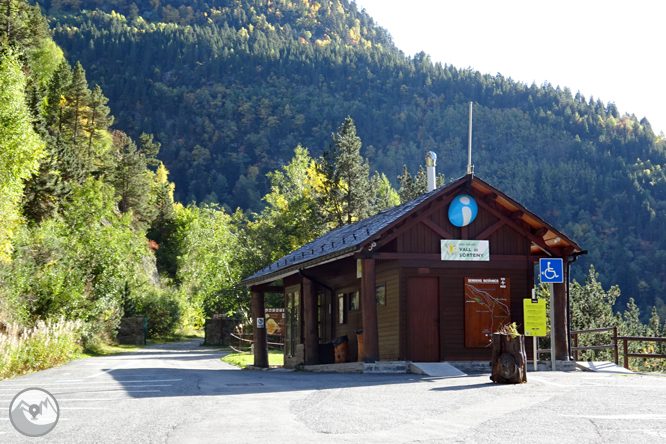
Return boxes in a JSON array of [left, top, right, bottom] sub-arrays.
[[131, 288, 183, 338], [0, 318, 83, 380]]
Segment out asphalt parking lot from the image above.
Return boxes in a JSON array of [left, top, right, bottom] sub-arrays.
[[2, 341, 665, 444]]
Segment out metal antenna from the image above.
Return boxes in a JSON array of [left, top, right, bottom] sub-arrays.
[[467, 102, 474, 175]]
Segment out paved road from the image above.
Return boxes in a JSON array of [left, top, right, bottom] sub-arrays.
[[2, 341, 666, 443]]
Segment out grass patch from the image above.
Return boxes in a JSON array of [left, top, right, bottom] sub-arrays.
[[147, 327, 204, 344], [82, 328, 205, 357], [80, 342, 145, 358], [221, 350, 284, 369]]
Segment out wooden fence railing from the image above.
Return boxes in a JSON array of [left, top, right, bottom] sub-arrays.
[[229, 332, 284, 354], [572, 327, 619, 365], [620, 336, 666, 370], [536, 327, 666, 370]]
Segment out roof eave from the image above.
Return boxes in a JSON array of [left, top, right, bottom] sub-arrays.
[[241, 246, 360, 287]]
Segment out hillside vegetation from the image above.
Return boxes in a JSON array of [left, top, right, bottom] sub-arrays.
[[1, 0, 665, 375], [38, 0, 666, 316]]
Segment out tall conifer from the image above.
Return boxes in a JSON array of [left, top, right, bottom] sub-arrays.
[[85, 84, 113, 156], [63, 62, 89, 146], [317, 116, 379, 227]]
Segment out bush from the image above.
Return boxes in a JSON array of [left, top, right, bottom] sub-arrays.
[[131, 288, 183, 339], [0, 318, 83, 380]]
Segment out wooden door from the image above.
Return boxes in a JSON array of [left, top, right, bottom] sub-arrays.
[[407, 277, 440, 362]]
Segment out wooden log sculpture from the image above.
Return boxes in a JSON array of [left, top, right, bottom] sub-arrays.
[[490, 333, 527, 384]]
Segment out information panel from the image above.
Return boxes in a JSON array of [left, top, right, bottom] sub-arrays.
[[523, 299, 547, 336], [464, 277, 511, 348], [442, 240, 489, 261], [265, 308, 285, 336]]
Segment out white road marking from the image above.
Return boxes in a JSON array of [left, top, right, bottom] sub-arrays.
[[564, 414, 666, 420], [52, 389, 161, 394], [587, 384, 666, 388], [0, 384, 172, 390], [60, 407, 109, 410], [0, 379, 181, 387], [529, 376, 573, 387], [85, 361, 136, 378], [0, 398, 128, 402]]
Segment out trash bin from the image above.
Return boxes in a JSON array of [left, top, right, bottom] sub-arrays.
[[356, 329, 364, 362], [318, 342, 335, 365], [332, 335, 349, 364]]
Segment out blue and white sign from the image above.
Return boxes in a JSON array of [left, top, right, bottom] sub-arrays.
[[448, 195, 478, 227], [539, 258, 563, 283]]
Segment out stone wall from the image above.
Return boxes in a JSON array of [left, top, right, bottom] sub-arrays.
[[204, 317, 241, 346], [117, 317, 146, 345], [285, 344, 305, 369]]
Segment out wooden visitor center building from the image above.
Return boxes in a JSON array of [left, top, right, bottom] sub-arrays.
[[241, 173, 584, 368]]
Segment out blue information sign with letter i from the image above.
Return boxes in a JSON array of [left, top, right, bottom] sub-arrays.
[[540, 258, 563, 283]]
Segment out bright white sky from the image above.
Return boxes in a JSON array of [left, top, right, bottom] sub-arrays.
[[354, 0, 666, 136]]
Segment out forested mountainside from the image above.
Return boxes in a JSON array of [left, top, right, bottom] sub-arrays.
[[32, 0, 666, 316]]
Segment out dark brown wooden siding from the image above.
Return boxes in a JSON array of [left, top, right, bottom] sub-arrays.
[[393, 195, 534, 361], [376, 266, 400, 361], [402, 263, 532, 361], [277, 189, 539, 363], [395, 198, 531, 257]]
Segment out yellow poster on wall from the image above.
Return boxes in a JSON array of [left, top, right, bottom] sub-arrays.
[[523, 299, 547, 336]]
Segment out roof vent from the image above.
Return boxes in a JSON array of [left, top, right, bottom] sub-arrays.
[[426, 151, 437, 192]]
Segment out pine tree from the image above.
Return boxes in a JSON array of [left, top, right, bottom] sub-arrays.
[[45, 59, 71, 132], [316, 116, 379, 227], [108, 131, 156, 229], [63, 62, 89, 147], [138, 132, 161, 167], [398, 164, 446, 203], [85, 84, 113, 157]]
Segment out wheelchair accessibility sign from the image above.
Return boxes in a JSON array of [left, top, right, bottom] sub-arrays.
[[540, 258, 563, 283]]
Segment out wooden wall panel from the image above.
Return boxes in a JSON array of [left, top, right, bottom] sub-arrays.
[[467, 207, 499, 240], [403, 264, 532, 361], [333, 287, 363, 361], [376, 267, 400, 361], [397, 197, 530, 258]]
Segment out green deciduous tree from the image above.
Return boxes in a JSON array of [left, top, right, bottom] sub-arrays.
[[0, 49, 45, 262]]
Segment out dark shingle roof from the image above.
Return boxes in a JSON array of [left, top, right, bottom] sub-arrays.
[[241, 182, 447, 286]]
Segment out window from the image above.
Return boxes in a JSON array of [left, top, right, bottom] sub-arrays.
[[349, 291, 360, 311], [338, 294, 346, 324], [376, 285, 386, 306], [318, 290, 328, 343]]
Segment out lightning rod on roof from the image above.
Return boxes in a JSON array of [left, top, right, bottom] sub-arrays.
[[467, 101, 474, 176]]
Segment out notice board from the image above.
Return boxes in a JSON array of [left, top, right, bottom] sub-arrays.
[[265, 308, 285, 337], [464, 277, 511, 348]]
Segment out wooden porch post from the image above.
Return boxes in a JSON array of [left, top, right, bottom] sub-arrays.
[[251, 290, 268, 368], [302, 277, 319, 365], [361, 258, 379, 362], [552, 257, 569, 361]]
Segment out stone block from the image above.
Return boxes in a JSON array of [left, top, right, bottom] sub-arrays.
[[117, 317, 146, 345]]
